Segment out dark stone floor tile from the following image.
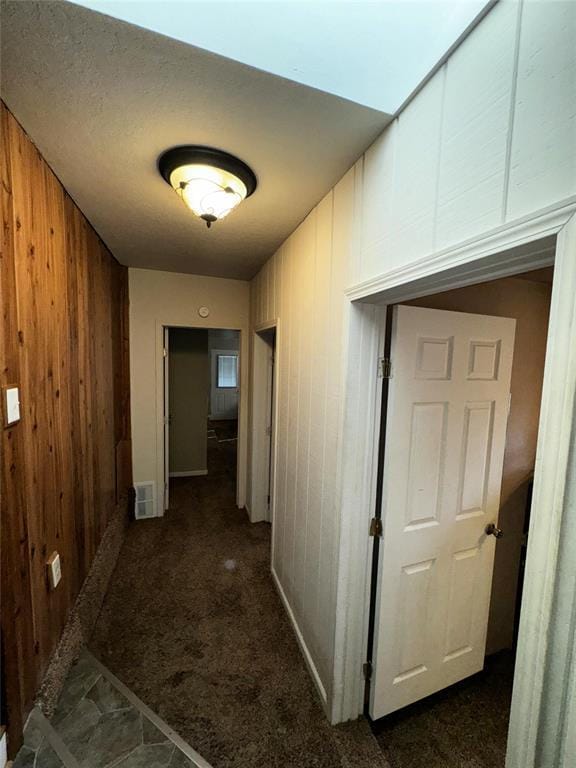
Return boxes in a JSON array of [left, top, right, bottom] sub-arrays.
[[168, 749, 198, 768], [82, 707, 141, 767], [12, 746, 36, 768], [112, 743, 175, 767], [36, 743, 66, 768], [52, 658, 101, 724], [86, 676, 131, 713], [23, 715, 45, 751], [142, 717, 171, 745], [53, 697, 101, 763]]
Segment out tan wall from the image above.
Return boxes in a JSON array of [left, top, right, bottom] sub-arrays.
[[129, 268, 250, 513], [407, 273, 552, 653], [169, 329, 209, 475]]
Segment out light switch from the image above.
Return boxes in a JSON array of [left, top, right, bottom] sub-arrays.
[[47, 552, 62, 589], [4, 386, 20, 426]]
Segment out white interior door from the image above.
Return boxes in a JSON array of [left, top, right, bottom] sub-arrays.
[[370, 305, 515, 719], [163, 327, 170, 512], [210, 349, 239, 419]]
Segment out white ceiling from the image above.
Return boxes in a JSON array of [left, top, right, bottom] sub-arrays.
[[0, 1, 389, 279], [0, 1, 491, 279], [71, 0, 492, 114]]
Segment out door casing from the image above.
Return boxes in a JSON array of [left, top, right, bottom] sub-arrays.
[[249, 321, 279, 525], [332, 200, 576, 768], [156, 322, 247, 515]]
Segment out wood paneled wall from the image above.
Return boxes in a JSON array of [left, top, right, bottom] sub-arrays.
[[0, 102, 131, 753]]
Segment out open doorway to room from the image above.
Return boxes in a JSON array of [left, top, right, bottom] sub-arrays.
[[366, 263, 555, 768], [249, 325, 277, 523], [164, 327, 240, 510]]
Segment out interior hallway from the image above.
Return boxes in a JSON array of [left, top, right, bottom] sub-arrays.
[[372, 652, 514, 768], [90, 433, 387, 768]]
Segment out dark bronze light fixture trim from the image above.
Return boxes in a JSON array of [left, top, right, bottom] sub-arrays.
[[158, 146, 257, 196]]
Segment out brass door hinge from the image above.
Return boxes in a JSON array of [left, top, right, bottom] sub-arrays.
[[378, 357, 391, 379], [369, 517, 383, 538]]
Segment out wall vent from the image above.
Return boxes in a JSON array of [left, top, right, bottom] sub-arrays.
[[134, 482, 156, 519]]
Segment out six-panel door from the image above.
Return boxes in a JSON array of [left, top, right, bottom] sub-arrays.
[[370, 305, 515, 719]]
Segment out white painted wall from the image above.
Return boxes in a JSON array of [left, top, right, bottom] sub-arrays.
[[129, 268, 250, 514], [250, 0, 576, 720], [357, 0, 576, 285]]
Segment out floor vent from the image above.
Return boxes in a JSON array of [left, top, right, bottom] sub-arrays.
[[134, 481, 156, 519]]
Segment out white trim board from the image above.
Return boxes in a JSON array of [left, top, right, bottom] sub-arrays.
[[169, 470, 208, 477], [271, 567, 328, 710], [346, 198, 574, 303], [333, 209, 576, 768]]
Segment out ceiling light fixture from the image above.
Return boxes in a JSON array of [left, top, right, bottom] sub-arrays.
[[158, 145, 257, 228]]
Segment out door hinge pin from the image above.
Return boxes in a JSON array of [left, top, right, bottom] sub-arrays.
[[369, 517, 383, 538], [363, 661, 372, 680], [378, 357, 391, 379]]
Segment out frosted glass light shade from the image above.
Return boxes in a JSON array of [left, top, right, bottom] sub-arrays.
[[159, 146, 257, 228], [170, 164, 247, 223]]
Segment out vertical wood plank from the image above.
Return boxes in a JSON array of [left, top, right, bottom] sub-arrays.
[[0, 102, 132, 755]]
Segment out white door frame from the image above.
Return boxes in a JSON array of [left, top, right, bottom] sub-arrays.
[[155, 321, 248, 514], [333, 199, 576, 768], [249, 321, 278, 524], [163, 327, 170, 511]]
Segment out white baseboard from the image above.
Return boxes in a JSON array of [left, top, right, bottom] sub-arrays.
[[169, 469, 208, 477], [271, 567, 328, 709]]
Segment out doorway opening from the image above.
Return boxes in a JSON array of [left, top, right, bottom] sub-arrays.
[[366, 263, 555, 767], [249, 324, 277, 524], [164, 327, 240, 510]]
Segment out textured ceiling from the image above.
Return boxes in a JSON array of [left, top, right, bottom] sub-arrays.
[[0, 1, 390, 279], [70, 0, 492, 114]]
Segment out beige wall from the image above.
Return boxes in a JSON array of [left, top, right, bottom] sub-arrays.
[[129, 268, 250, 514], [169, 329, 209, 475], [407, 273, 553, 653]]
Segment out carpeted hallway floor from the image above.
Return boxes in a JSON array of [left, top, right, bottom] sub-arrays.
[[90, 429, 387, 768], [371, 651, 515, 768]]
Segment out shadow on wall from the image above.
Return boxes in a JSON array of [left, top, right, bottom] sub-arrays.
[[169, 328, 209, 477]]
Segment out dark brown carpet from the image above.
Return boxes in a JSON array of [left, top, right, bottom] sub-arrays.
[[90, 438, 387, 768], [371, 651, 515, 768]]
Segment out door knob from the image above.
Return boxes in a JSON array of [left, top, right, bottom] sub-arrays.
[[485, 522, 503, 539]]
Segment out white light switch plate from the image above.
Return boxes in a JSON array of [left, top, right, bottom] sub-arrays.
[[5, 386, 20, 425], [47, 552, 62, 589]]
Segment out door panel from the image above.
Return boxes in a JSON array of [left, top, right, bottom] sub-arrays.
[[370, 305, 515, 719]]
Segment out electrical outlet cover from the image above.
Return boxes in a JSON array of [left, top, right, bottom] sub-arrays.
[[47, 551, 62, 589], [4, 386, 20, 425]]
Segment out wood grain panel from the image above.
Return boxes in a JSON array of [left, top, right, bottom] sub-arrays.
[[0, 102, 131, 755]]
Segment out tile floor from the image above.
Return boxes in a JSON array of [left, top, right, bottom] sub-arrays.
[[14, 652, 208, 768]]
